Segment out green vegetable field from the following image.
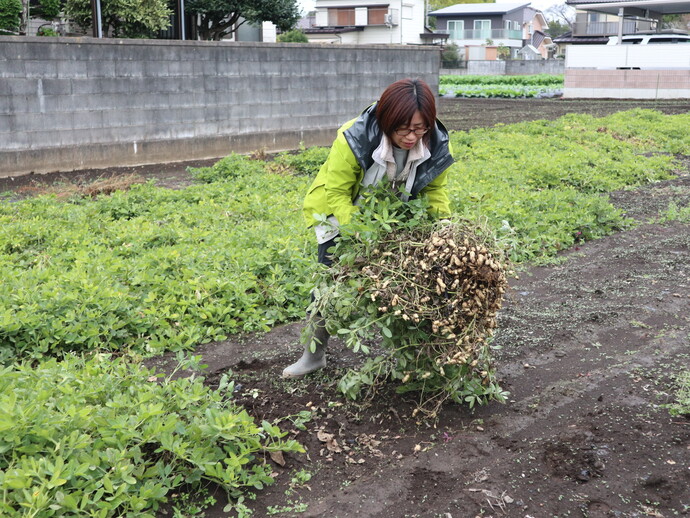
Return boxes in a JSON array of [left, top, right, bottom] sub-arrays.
[[440, 73, 564, 98], [1, 109, 688, 516]]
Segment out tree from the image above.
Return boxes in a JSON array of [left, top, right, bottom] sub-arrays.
[[496, 43, 510, 59], [64, 0, 172, 38], [186, 0, 300, 41], [441, 42, 463, 68], [32, 0, 62, 35], [661, 14, 690, 31], [32, 0, 63, 21], [430, 0, 493, 11], [546, 20, 570, 38], [544, 2, 575, 29], [0, 0, 22, 34], [277, 28, 308, 43], [428, 0, 493, 28]]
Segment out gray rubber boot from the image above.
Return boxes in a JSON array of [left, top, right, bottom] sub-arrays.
[[282, 322, 329, 378]]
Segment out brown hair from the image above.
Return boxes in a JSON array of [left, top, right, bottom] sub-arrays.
[[375, 78, 436, 140]]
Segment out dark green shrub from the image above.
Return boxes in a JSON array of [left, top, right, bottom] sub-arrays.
[[277, 29, 308, 42], [0, 0, 22, 35]]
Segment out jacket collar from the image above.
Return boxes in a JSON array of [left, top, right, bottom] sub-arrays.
[[343, 103, 454, 197], [372, 134, 428, 168]]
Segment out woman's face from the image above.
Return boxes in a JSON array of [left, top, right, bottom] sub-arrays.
[[390, 110, 428, 150]]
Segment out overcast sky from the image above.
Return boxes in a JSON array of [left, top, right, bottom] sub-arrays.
[[296, 0, 564, 16]]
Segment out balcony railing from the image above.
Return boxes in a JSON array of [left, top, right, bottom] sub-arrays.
[[572, 20, 655, 37], [441, 28, 523, 41]]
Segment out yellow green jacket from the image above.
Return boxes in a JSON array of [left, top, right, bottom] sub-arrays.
[[303, 103, 454, 228]]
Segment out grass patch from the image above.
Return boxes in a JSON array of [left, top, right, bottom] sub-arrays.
[[665, 370, 690, 417]]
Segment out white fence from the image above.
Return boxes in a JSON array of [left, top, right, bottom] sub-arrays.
[[566, 44, 690, 70]]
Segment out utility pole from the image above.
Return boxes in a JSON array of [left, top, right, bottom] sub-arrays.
[[91, 0, 103, 37], [177, 0, 186, 39]]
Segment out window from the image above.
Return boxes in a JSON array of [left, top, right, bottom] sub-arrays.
[[328, 8, 355, 26], [369, 7, 386, 24], [513, 20, 520, 31], [474, 19, 491, 39], [447, 20, 464, 39], [402, 4, 413, 20]]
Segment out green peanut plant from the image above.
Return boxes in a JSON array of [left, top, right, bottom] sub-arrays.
[[0, 353, 303, 517], [308, 186, 510, 418]]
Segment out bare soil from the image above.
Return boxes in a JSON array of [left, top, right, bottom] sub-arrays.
[[438, 97, 690, 130], [2, 98, 689, 518]]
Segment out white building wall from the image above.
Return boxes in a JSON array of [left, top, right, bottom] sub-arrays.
[[567, 44, 690, 70], [400, 0, 424, 44], [262, 22, 277, 42], [313, 0, 424, 45], [354, 26, 403, 44], [315, 10, 328, 26], [316, 0, 388, 7]]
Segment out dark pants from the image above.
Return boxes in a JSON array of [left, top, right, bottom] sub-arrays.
[[317, 237, 337, 267], [311, 236, 338, 332], [312, 237, 337, 310]]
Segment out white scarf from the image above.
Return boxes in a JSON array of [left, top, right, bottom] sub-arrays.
[[374, 134, 427, 186]]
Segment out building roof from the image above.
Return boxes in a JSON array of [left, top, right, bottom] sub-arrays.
[[420, 31, 449, 40], [302, 26, 364, 34], [552, 31, 609, 43], [517, 44, 540, 54], [296, 15, 315, 30], [429, 2, 530, 16], [566, 0, 690, 15]]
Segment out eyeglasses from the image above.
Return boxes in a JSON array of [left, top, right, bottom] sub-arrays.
[[394, 127, 429, 137]]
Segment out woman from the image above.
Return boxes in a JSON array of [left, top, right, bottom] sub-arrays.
[[283, 78, 455, 378]]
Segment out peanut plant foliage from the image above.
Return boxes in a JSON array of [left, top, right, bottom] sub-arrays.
[[0, 156, 315, 363], [309, 187, 511, 417], [2, 110, 684, 362], [0, 354, 302, 517], [0, 109, 688, 515]]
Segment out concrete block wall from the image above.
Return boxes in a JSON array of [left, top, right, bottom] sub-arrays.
[[441, 59, 564, 76], [468, 60, 507, 76], [505, 60, 564, 75], [0, 37, 441, 177]]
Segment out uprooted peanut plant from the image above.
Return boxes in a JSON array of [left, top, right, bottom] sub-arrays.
[[307, 184, 511, 418]]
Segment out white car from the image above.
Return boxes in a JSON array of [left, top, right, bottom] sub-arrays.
[[607, 33, 690, 45]]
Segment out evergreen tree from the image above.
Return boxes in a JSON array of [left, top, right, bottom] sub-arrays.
[[0, 0, 22, 34], [186, 0, 300, 41], [64, 0, 172, 38]]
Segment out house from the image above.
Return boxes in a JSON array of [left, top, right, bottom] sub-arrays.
[[554, 1, 662, 54], [230, 21, 277, 42], [558, 0, 690, 52], [561, 0, 690, 98], [428, 2, 552, 60], [300, 0, 427, 44], [567, 0, 689, 39]]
